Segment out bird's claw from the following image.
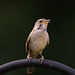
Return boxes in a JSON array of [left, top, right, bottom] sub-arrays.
[[26, 55, 32, 61], [39, 56, 44, 63]]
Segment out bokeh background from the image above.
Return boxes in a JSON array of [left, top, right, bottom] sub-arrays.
[[0, 0, 75, 75]]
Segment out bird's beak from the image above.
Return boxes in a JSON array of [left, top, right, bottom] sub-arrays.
[[42, 19, 51, 24]]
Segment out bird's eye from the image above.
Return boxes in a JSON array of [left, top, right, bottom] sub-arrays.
[[40, 21, 42, 23]]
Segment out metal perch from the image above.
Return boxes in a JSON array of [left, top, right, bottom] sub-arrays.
[[0, 59, 75, 75]]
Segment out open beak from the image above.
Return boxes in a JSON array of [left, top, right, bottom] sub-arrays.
[[42, 19, 51, 24]]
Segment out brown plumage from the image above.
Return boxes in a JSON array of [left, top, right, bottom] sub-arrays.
[[25, 18, 50, 74]]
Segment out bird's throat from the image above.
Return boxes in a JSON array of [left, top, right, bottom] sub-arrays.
[[37, 27, 47, 31]]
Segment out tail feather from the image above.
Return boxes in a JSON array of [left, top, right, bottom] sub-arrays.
[[27, 53, 37, 74], [27, 67, 34, 74]]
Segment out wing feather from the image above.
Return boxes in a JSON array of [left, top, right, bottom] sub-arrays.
[[25, 34, 31, 52]]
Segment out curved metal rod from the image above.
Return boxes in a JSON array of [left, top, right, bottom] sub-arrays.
[[0, 59, 75, 75]]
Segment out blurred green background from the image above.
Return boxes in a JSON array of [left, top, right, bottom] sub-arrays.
[[0, 0, 75, 75]]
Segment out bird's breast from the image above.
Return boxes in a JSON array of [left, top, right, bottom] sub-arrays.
[[29, 30, 49, 54]]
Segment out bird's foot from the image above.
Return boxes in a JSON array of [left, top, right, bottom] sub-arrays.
[[39, 56, 44, 63], [26, 55, 32, 61]]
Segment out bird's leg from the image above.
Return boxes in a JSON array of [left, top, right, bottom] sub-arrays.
[[26, 50, 32, 60], [39, 51, 44, 63]]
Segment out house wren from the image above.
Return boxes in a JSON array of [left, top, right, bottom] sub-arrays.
[[25, 18, 50, 74]]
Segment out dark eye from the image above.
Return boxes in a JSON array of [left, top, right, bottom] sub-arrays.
[[40, 21, 42, 23]]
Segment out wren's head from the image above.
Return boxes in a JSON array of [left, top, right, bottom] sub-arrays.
[[33, 18, 50, 31]]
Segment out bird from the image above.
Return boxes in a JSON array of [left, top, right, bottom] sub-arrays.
[[25, 18, 50, 74]]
